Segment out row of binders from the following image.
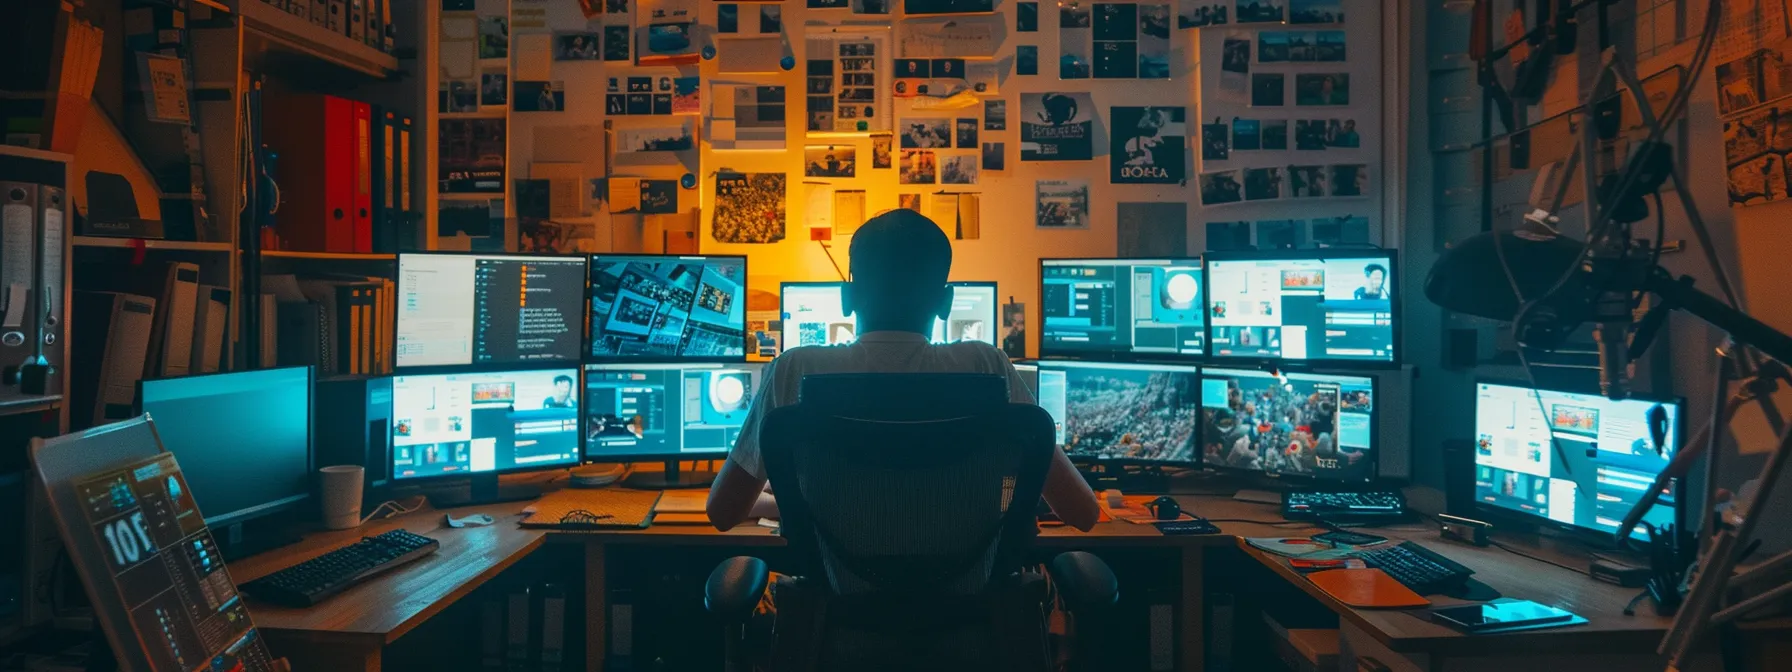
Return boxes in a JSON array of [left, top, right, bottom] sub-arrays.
[[262, 94, 416, 254], [266, 273, 394, 379], [255, 0, 397, 55]]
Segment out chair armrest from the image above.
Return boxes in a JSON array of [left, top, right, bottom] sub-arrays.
[[1048, 551, 1119, 613], [705, 556, 770, 623]]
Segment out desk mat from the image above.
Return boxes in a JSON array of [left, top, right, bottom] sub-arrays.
[[522, 488, 662, 529]]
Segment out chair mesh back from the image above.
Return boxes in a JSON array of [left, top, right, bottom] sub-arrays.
[[762, 374, 1055, 599]]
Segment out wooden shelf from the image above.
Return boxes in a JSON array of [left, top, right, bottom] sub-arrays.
[[72, 236, 234, 252], [260, 250, 398, 260], [239, 0, 398, 80], [0, 395, 62, 417]]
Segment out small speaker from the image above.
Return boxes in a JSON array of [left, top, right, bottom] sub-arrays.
[[315, 377, 394, 504], [1442, 438, 1477, 516]]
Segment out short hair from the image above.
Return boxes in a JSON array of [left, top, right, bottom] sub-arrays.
[[849, 209, 952, 297], [554, 375, 574, 386], [1363, 263, 1387, 277]]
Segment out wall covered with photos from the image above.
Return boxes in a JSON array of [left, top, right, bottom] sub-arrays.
[[427, 0, 1386, 355]]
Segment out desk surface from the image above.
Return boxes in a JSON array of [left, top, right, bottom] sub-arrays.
[[231, 490, 1686, 657]]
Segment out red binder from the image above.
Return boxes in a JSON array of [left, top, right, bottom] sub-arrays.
[[352, 100, 374, 253], [263, 94, 356, 252]]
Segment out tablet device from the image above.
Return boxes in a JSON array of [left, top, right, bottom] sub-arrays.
[[1430, 600, 1576, 632]]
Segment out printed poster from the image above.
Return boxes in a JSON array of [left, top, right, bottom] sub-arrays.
[[1110, 106, 1186, 184], [1036, 178, 1090, 228], [1020, 92, 1095, 161], [713, 172, 787, 243]]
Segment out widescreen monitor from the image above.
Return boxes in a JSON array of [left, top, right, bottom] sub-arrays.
[[1035, 361, 1202, 465], [396, 253, 588, 369], [1204, 250, 1397, 366], [583, 364, 754, 461], [779, 281, 998, 348], [1474, 381, 1682, 541], [138, 366, 314, 527], [1040, 258, 1205, 359], [1200, 367, 1377, 483], [391, 368, 583, 480], [589, 255, 748, 362]]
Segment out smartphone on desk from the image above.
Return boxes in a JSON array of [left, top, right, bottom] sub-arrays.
[[1430, 600, 1577, 632]]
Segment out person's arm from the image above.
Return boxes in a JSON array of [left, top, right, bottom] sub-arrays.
[[707, 360, 779, 531], [992, 350, 1099, 532]]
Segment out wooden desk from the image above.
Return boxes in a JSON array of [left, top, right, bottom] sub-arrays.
[[231, 500, 546, 671]]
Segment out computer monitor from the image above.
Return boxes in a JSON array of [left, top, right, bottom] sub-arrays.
[[390, 368, 582, 482], [1200, 367, 1377, 483], [1473, 381, 1682, 541], [137, 366, 314, 528], [1203, 250, 1398, 366], [778, 281, 999, 348], [588, 254, 748, 362], [1012, 363, 1040, 400], [1035, 361, 1203, 465], [1040, 258, 1206, 359], [584, 364, 753, 459], [396, 253, 588, 369]]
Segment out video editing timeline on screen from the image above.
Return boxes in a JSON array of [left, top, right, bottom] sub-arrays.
[[1036, 362, 1203, 464], [74, 453, 276, 671], [584, 365, 753, 459], [395, 254, 586, 368], [1205, 253, 1396, 364], [1201, 368, 1377, 483], [1041, 259, 1207, 358], [780, 282, 999, 348], [390, 369, 582, 480], [1474, 382, 1681, 541], [590, 255, 748, 361]]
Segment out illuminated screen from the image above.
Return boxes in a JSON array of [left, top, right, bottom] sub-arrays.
[[1474, 382, 1681, 541], [589, 255, 748, 361], [1200, 367, 1376, 482], [139, 367, 312, 526], [584, 364, 753, 459], [1035, 361, 1202, 465], [391, 368, 582, 480], [1041, 258, 1205, 358], [1205, 252, 1395, 364], [779, 282, 999, 348], [396, 253, 588, 368]]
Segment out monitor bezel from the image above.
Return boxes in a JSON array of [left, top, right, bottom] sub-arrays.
[[1034, 359, 1206, 469], [1469, 377, 1687, 546], [578, 362, 757, 464], [387, 364, 587, 484], [1036, 256, 1208, 363], [1197, 365, 1381, 485], [1199, 248, 1401, 370], [394, 251, 592, 374], [135, 365, 317, 528], [776, 280, 1001, 348], [585, 253, 751, 365]]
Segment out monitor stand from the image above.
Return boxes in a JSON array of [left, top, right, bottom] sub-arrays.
[[425, 473, 546, 509], [623, 460, 716, 489]]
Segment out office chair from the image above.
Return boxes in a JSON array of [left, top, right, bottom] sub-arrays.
[[704, 373, 1119, 671]]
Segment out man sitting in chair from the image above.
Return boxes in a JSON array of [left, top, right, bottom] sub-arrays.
[[706, 209, 1101, 532]]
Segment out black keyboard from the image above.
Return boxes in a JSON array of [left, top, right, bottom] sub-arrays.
[[241, 529, 439, 607], [1282, 490, 1406, 521], [1353, 541, 1475, 595]]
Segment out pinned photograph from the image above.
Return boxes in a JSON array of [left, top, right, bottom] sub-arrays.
[[1177, 0, 1228, 28], [985, 99, 1008, 130], [718, 3, 739, 33], [480, 71, 507, 107], [941, 154, 979, 184], [810, 0, 849, 8], [1327, 119, 1361, 147], [1020, 92, 1096, 161], [479, 16, 508, 59], [1202, 117, 1230, 160], [1261, 119, 1288, 150], [1235, 0, 1284, 24], [1200, 169, 1243, 205], [1311, 214, 1369, 245], [1111, 106, 1186, 184], [872, 133, 894, 168], [556, 32, 600, 60], [1036, 179, 1091, 229], [1289, 0, 1342, 24], [1018, 1, 1039, 31], [513, 81, 565, 111], [1287, 31, 1315, 61], [1258, 32, 1288, 62], [901, 118, 952, 148], [1295, 119, 1328, 150], [1252, 73, 1285, 106], [1329, 163, 1367, 196], [712, 172, 787, 244], [442, 79, 477, 113], [955, 118, 980, 148], [1257, 219, 1306, 248], [1316, 30, 1345, 61], [1138, 4, 1172, 78], [760, 5, 783, 33], [1219, 34, 1250, 98], [900, 149, 937, 184], [603, 25, 631, 61], [900, 193, 922, 211], [1244, 166, 1282, 200], [1206, 221, 1252, 251], [616, 119, 695, 153], [1231, 118, 1261, 150], [1288, 165, 1327, 197], [1060, 5, 1093, 79], [1017, 45, 1040, 75], [982, 142, 1006, 171], [1296, 73, 1350, 106], [904, 0, 995, 14], [672, 76, 701, 114], [804, 146, 857, 178]]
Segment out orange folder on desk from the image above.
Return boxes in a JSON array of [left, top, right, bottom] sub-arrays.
[[1306, 568, 1430, 609]]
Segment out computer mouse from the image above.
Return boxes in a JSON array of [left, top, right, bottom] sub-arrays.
[[446, 513, 496, 528]]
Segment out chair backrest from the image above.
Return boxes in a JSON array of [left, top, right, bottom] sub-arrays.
[[760, 373, 1055, 599]]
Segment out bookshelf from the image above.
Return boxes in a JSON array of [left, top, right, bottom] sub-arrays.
[[71, 236, 235, 252], [260, 250, 398, 261], [238, 0, 400, 81]]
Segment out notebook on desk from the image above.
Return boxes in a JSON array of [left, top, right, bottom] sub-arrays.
[[521, 488, 661, 529]]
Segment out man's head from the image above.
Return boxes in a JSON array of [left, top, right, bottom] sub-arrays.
[[553, 375, 574, 399], [843, 210, 953, 334], [1363, 263, 1387, 292]]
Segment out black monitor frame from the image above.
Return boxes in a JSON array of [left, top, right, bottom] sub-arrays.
[[777, 280, 1001, 347], [1034, 360, 1205, 469], [586, 253, 750, 365], [394, 251, 591, 374], [135, 365, 316, 529], [387, 364, 586, 502], [1200, 248, 1401, 370], [1036, 256, 1207, 363], [1197, 364, 1381, 485], [1469, 377, 1687, 547]]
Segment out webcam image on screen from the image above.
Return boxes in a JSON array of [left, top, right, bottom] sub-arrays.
[[590, 256, 747, 360]]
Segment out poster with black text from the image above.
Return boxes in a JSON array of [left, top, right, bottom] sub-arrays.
[[1110, 106, 1185, 184], [1020, 92, 1094, 161]]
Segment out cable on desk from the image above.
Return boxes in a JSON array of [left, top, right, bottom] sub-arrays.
[[361, 496, 428, 525], [1488, 539, 1589, 576]]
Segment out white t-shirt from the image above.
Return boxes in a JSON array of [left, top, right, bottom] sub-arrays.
[[728, 331, 1033, 479]]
